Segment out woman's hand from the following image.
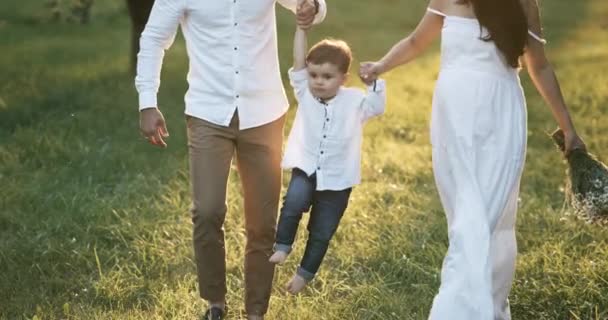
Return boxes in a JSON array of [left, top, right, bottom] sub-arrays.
[[359, 61, 384, 85], [564, 130, 586, 156]]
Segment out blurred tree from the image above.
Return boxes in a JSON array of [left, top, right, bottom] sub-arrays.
[[46, 0, 94, 24], [45, 0, 155, 74], [126, 0, 155, 75], [71, 0, 94, 24], [47, 0, 62, 21]]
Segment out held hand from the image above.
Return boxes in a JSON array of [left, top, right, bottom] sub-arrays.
[[139, 108, 169, 148], [564, 131, 586, 156], [359, 61, 383, 85], [296, 0, 316, 30]]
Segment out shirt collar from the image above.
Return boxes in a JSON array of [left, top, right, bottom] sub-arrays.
[[314, 87, 343, 105]]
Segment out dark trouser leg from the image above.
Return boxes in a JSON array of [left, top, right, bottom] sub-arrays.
[[298, 188, 352, 281], [274, 169, 315, 253]]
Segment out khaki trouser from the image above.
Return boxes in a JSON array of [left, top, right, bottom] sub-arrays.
[[187, 112, 285, 315]]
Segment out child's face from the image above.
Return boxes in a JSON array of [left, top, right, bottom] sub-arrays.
[[306, 63, 348, 100]]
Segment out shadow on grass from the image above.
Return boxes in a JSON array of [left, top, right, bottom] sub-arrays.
[[0, 0, 601, 319]]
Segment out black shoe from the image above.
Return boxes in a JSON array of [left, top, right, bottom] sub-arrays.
[[202, 306, 227, 320]]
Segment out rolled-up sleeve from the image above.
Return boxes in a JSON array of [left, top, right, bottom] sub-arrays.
[[288, 67, 310, 103]]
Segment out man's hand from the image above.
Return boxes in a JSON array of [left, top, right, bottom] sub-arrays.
[[296, 0, 317, 30], [140, 108, 169, 148]]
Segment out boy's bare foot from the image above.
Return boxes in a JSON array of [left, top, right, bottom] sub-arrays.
[[268, 251, 288, 264], [286, 274, 308, 295], [247, 315, 263, 320]]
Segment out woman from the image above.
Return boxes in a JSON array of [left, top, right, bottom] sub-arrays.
[[359, 0, 586, 318]]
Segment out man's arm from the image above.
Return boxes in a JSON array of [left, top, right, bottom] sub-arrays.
[[135, 0, 185, 148], [277, 0, 327, 28], [135, 0, 185, 111]]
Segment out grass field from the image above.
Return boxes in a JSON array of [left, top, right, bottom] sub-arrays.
[[1, 0, 607, 319]]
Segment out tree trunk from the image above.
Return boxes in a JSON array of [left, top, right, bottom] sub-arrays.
[[77, 0, 94, 24], [126, 0, 155, 75]]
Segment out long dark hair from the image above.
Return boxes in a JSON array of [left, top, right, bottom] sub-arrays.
[[459, 0, 529, 67]]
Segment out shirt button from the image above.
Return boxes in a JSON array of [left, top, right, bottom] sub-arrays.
[[236, 94, 240, 98], [325, 118, 329, 122], [235, 71, 239, 74], [234, 47, 238, 50], [317, 166, 321, 170], [320, 151, 324, 154], [323, 135, 327, 138], [234, 22, 238, 26]]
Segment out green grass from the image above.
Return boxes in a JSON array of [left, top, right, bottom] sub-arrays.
[[1, 0, 607, 319]]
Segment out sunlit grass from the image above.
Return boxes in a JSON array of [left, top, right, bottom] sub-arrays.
[[1, 0, 607, 319]]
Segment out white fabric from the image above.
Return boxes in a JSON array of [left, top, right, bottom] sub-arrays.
[[426, 9, 528, 320], [427, 7, 446, 17], [527, 30, 547, 44], [282, 68, 386, 191], [427, 8, 547, 44], [135, 0, 327, 130]]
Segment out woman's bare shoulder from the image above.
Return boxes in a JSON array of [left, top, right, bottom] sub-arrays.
[[519, 0, 540, 19], [434, 0, 475, 18], [520, 0, 542, 32], [429, 0, 454, 11]]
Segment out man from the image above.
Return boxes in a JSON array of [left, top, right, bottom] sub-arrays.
[[135, 0, 326, 319]]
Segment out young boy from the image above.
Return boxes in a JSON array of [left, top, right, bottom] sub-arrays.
[[268, 24, 386, 294]]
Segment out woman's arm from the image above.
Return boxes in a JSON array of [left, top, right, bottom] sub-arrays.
[[522, 0, 585, 153], [359, 0, 445, 84]]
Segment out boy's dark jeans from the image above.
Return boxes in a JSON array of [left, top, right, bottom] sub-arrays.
[[274, 168, 351, 281]]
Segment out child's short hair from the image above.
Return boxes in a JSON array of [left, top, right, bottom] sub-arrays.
[[306, 39, 352, 74]]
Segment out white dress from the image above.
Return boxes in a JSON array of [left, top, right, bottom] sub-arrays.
[[426, 8, 545, 320]]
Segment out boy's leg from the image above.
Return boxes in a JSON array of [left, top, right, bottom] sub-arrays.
[[298, 188, 352, 281], [273, 168, 315, 255], [235, 114, 285, 316], [188, 115, 237, 304]]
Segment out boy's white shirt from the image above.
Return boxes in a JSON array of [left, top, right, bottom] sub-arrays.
[[282, 68, 387, 191], [135, 0, 327, 130]]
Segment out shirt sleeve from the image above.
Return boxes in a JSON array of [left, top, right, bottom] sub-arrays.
[[288, 67, 310, 103], [360, 79, 387, 121], [276, 0, 327, 25], [134, 0, 186, 110]]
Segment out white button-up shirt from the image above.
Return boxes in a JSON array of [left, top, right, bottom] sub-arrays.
[[282, 68, 387, 191], [135, 0, 327, 130]]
